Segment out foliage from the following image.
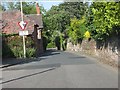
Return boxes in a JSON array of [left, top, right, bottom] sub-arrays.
[[43, 2, 87, 49], [3, 1, 119, 52], [5, 2, 46, 15], [0, 4, 5, 11], [47, 42, 56, 48], [11, 46, 23, 58], [59, 2, 87, 19], [7, 2, 15, 10], [12, 2, 37, 14], [2, 39, 15, 58], [67, 16, 86, 44], [55, 36, 61, 50], [89, 2, 120, 41], [26, 48, 35, 58], [42, 36, 48, 51], [2, 34, 35, 58], [84, 31, 91, 39], [43, 6, 70, 34]]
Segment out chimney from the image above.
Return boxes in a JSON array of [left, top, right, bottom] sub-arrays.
[[36, 2, 40, 15]]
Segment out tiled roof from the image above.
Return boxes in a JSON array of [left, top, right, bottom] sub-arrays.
[[26, 14, 43, 28], [1, 10, 43, 35]]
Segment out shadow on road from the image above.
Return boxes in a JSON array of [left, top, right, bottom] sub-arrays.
[[3, 63, 61, 71], [2, 49, 60, 68], [68, 56, 86, 59], [41, 49, 60, 57], [1, 68, 56, 84]]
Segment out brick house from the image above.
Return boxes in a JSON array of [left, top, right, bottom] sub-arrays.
[[1, 3, 44, 57], [1, 10, 43, 34]]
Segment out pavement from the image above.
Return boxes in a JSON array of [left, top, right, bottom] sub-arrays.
[[1, 58, 39, 68], [1, 49, 118, 88]]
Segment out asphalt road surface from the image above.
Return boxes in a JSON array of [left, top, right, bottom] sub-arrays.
[[2, 50, 118, 88]]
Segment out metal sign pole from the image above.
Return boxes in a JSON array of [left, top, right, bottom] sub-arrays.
[[20, 0, 26, 58], [23, 35, 26, 58], [20, 0, 23, 21]]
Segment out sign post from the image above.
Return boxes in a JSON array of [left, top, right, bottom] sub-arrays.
[[22, 35, 26, 58], [18, 0, 27, 58]]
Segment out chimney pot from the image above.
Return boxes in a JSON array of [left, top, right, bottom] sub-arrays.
[[36, 3, 40, 15]]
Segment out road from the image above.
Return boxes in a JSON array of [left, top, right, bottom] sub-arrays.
[[2, 50, 118, 88]]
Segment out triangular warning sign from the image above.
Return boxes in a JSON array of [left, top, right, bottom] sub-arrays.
[[18, 21, 28, 30]]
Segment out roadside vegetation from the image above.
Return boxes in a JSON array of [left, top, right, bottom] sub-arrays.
[[1, 1, 120, 58], [43, 2, 119, 50]]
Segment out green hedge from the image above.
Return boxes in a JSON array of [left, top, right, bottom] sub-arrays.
[[2, 34, 35, 58]]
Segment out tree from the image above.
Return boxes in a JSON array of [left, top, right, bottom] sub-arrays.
[[43, 5, 70, 36], [67, 16, 86, 44], [59, 2, 87, 19], [7, 2, 15, 10], [14, 2, 36, 14], [89, 2, 120, 41], [43, 2, 88, 49], [0, 4, 6, 11], [6, 2, 46, 15]]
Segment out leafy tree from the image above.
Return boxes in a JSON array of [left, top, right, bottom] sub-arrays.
[[59, 2, 87, 19], [5, 2, 46, 15], [43, 5, 70, 43], [0, 4, 6, 11], [67, 16, 86, 44], [7, 2, 15, 10], [90, 2, 120, 41], [14, 2, 37, 14], [55, 36, 61, 50], [43, 2, 88, 48]]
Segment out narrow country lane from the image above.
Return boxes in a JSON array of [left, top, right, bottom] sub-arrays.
[[2, 50, 118, 88]]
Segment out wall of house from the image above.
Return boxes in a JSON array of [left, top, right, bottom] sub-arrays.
[[67, 36, 119, 68]]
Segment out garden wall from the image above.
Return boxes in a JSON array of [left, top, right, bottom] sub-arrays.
[[67, 36, 119, 68]]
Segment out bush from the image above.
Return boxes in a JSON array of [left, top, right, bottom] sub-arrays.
[[2, 40, 15, 58], [42, 36, 48, 51], [54, 36, 61, 50], [11, 47, 23, 58], [2, 34, 35, 58], [47, 42, 56, 48], [26, 48, 35, 58]]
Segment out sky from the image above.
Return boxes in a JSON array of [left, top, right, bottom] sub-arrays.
[[39, 1, 63, 11], [1, 1, 64, 11]]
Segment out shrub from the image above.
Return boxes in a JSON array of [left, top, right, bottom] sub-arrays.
[[26, 48, 35, 58], [84, 31, 91, 39], [11, 47, 23, 58], [54, 36, 61, 50], [42, 36, 48, 51], [2, 34, 35, 58], [47, 42, 56, 48]]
